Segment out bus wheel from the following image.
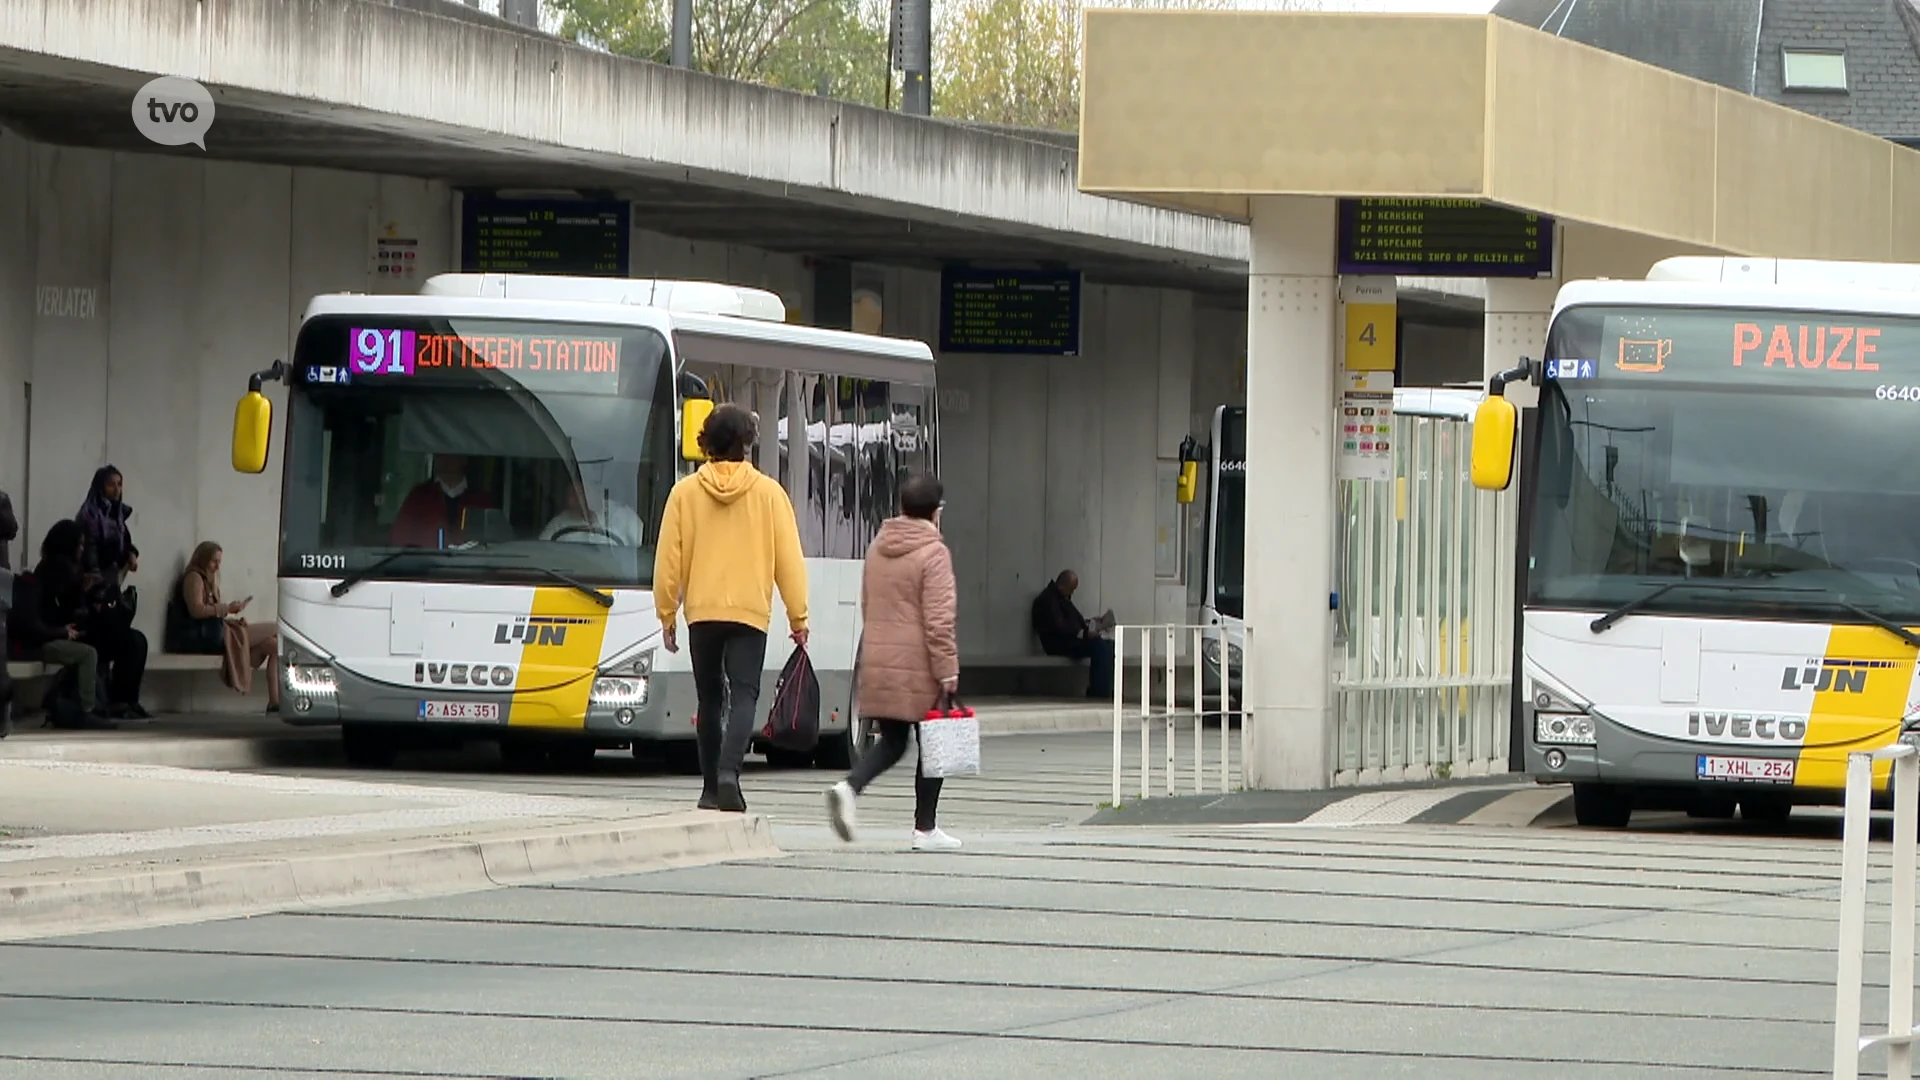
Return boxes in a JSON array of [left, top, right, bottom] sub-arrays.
[[1571, 783, 1632, 828], [653, 739, 702, 776], [342, 724, 399, 769], [1740, 796, 1792, 823], [814, 726, 852, 768]]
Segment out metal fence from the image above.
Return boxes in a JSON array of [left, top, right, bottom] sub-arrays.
[[1834, 745, 1919, 1080], [1333, 412, 1515, 784], [1110, 624, 1249, 807]]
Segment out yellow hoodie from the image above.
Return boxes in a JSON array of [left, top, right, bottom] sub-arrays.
[[654, 461, 809, 634]]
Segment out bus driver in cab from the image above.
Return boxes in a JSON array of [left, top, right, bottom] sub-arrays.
[[541, 482, 645, 547], [390, 454, 496, 549]]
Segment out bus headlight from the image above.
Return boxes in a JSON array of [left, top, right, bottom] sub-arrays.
[[1202, 639, 1242, 669], [592, 648, 653, 708], [1535, 713, 1596, 746], [285, 662, 338, 697]]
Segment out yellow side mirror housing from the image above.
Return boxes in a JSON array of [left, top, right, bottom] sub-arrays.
[[232, 391, 273, 474], [1176, 460, 1198, 504], [1469, 396, 1519, 491], [681, 398, 714, 461]]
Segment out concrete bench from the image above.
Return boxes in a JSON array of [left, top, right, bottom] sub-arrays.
[[7, 654, 221, 680], [960, 653, 1086, 698]]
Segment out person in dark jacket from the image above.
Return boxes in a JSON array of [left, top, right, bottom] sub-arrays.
[[76, 465, 138, 583], [8, 520, 116, 727], [0, 488, 14, 736], [0, 487, 16, 571], [1030, 570, 1115, 698]]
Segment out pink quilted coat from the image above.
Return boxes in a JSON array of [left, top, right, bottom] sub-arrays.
[[855, 516, 959, 722]]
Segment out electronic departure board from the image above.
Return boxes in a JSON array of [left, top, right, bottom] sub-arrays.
[[1337, 198, 1553, 278], [938, 268, 1081, 355], [459, 197, 630, 278]]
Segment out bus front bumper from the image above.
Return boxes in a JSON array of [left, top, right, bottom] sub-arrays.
[[278, 663, 696, 741], [1525, 706, 1898, 807]]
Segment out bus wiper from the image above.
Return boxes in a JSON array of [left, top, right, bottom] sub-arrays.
[[1805, 595, 1920, 649], [329, 549, 462, 598], [520, 565, 615, 608], [1589, 579, 1817, 634]]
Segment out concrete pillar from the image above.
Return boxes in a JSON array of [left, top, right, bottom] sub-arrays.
[[1483, 278, 1555, 383], [1242, 196, 1338, 791]]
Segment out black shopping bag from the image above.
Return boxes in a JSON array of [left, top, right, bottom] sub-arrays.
[[764, 647, 821, 753]]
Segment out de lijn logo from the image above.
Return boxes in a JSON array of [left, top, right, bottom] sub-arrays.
[[131, 76, 215, 150], [1780, 658, 1895, 693], [496, 615, 593, 648]]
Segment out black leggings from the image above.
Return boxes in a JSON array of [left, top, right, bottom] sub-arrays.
[[688, 621, 768, 783], [847, 719, 943, 832]]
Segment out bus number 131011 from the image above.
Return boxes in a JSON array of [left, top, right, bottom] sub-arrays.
[[299, 553, 347, 570]]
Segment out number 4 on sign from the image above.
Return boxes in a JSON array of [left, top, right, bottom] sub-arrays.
[[1359, 323, 1377, 346]]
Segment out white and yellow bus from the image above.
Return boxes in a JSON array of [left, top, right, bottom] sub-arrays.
[[1472, 256, 1920, 826], [231, 273, 936, 770]]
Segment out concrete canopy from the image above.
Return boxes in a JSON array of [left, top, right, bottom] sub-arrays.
[[1079, 10, 1920, 262], [0, 0, 1248, 295]]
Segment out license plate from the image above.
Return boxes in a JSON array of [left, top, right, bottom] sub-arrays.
[[419, 701, 501, 722], [1697, 755, 1795, 783]]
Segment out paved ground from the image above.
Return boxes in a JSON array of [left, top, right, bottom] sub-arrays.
[[0, 731, 1878, 1077]]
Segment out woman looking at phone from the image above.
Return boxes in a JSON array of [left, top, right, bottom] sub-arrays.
[[168, 541, 279, 712]]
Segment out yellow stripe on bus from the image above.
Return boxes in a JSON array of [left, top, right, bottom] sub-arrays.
[[1793, 624, 1914, 793], [506, 587, 611, 730]]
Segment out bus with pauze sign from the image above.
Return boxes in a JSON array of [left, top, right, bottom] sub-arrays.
[[228, 273, 936, 771], [1470, 256, 1920, 826]]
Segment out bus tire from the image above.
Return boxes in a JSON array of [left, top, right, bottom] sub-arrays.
[[814, 726, 855, 771], [342, 724, 399, 769], [1571, 783, 1632, 828], [653, 739, 702, 775]]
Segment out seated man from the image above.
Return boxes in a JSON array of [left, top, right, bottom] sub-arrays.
[[7, 520, 118, 728], [540, 483, 645, 546], [390, 454, 496, 548], [1031, 570, 1115, 699]]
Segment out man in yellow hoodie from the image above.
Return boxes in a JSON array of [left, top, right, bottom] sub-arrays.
[[655, 403, 810, 812]]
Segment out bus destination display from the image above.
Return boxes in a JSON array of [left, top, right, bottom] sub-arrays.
[[305, 327, 623, 394], [1542, 307, 1920, 395], [460, 197, 630, 277], [1337, 198, 1553, 278], [939, 268, 1081, 355]]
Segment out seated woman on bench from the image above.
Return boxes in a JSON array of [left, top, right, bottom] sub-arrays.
[[168, 541, 280, 713]]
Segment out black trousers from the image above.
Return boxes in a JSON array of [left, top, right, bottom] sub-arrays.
[[688, 621, 768, 785], [1042, 634, 1115, 696], [93, 625, 148, 706], [846, 719, 943, 833]]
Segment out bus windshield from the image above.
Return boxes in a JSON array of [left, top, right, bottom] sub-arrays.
[[281, 315, 676, 588], [1530, 303, 1920, 624]]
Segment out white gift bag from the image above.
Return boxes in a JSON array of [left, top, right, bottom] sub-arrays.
[[918, 701, 980, 779]]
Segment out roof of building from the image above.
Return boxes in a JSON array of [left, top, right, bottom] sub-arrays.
[[1493, 0, 1920, 141]]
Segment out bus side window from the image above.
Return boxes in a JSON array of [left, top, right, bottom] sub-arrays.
[[856, 380, 893, 551], [801, 373, 829, 558], [826, 377, 857, 559]]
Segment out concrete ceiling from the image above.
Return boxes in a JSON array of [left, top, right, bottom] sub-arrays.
[[0, 49, 1259, 301]]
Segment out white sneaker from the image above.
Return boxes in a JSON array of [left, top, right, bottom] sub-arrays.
[[912, 827, 962, 851], [826, 781, 858, 842]]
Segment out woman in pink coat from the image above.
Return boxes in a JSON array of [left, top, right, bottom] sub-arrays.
[[826, 471, 961, 851]]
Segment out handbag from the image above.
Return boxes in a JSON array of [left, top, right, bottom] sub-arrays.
[[763, 646, 821, 753], [918, 692, 980, 778]]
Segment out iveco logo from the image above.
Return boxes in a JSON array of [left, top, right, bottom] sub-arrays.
[[1688, 712, 1808, 741], [1781, 657, 1896, 693], [496, 615, 593, 647], [414, 662, 515, 688]]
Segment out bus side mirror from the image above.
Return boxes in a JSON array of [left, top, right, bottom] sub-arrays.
[[232, 390, 273, 474], [1176, 460, 1198, 504], [681, 398, 713, 462], [1470, 397, 1518, 491]]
